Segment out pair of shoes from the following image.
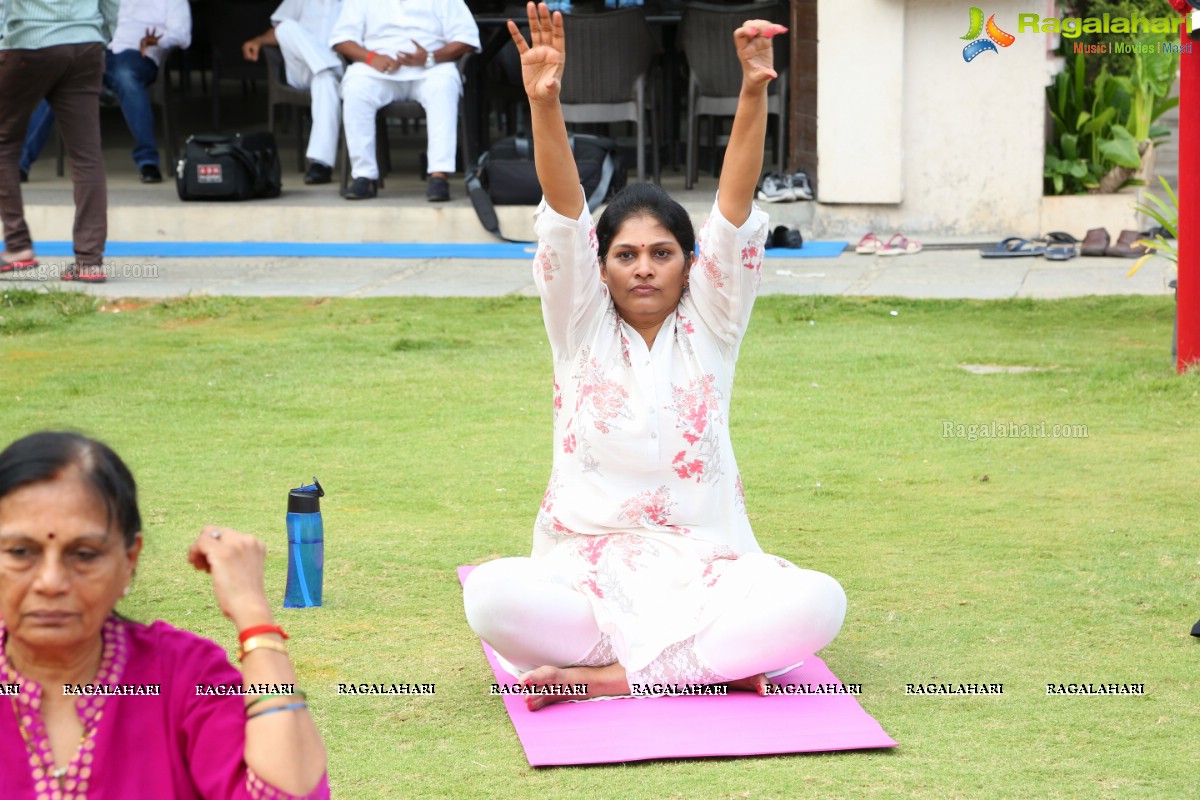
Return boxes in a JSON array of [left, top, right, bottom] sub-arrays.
[[878, 232, 922, 256], [61, 264, 106, 283], [1080, 228, 1148, 258], [345, 176, 378, 200], [764, 225, 803, 249], [139, 164, 163, 183], [756, 171, 814, 203], [304, 162, 333, 185], [0, 248, 38, 273], [18, 169, 28, 183], [427, 176, 450, 202]]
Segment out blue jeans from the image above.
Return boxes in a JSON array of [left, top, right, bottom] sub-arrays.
[[19, 100, 55, 175], [103, 49, 160, 168]]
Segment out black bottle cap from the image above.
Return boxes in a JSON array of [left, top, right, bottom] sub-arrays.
[[288, 478, 324, 514]]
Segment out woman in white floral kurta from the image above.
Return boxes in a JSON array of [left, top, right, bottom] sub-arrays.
[[464, 3, 846, 709]]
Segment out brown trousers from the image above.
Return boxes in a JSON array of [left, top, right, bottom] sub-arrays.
[[0, 42, 107, 267]]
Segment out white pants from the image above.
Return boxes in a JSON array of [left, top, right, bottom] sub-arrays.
[[273, 19, 343, 168], [463, 555, 847, 685], [340, 63, 462, 180]]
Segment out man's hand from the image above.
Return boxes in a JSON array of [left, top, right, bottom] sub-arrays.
[[242, 37, 262, 62], [734, 20, 787, 90], [140, 27, 161, 57], [395, 39, 429, 68], [369, 52, 400, 73], [508, 2, 566, 106]]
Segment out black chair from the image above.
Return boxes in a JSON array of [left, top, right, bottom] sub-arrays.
[[679, 1, 788, 189], [206, 0, 275, 132], [559, 7, 660, 184], [264, 45, 319, 173]]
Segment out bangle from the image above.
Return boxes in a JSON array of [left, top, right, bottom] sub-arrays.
[[245, 689, 307, 713], [238, 635, 289, 661], [238, 624, 288, 644], [247, 701, 308, 720], [366, 50, 377, 65]]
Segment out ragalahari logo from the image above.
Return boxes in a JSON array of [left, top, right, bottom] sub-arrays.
[[962, 7, 1015, 62]]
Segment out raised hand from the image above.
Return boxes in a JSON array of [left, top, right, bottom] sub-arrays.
[[734, 20, 787, 89], [507, 2, 565, 105], [188, 526, 275, 629]]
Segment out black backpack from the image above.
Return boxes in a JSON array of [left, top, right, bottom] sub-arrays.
[[465, 133, 625, 241], [176, 132, 282, 201]]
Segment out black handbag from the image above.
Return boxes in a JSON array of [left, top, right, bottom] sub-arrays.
[[176, 132, 282, 201], [465, 133, 625, 241]]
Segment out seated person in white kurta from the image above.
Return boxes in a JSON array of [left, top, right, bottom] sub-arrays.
[[243, 0, 345, 185], [463, 3, 846, 710], [329, 0, 479, 202]]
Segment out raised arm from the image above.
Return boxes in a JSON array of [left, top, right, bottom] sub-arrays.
[[508, 2, 583, 219], [717, 20, 787, 226]]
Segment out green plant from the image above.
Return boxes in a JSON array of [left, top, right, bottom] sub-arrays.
[[1127, 175, 1178, 277]]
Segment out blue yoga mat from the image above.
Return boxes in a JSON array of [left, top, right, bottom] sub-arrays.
[[36, 240, 848, 260]]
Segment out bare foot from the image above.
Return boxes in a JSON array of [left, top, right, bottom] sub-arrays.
[[725, 673, 770, 696], [519, 663, 630, 711]]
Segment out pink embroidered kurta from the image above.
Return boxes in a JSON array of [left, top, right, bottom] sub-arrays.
[[532, 193, 792, 684], [0, 616, 329, 800]]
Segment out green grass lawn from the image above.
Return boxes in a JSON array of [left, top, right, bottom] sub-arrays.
[[2, 289, 1198, 799]]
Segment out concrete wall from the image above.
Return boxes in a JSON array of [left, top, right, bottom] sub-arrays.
[[811, 0, 1058, 239]]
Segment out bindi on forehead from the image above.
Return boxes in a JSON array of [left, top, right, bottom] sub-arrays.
[[48, 532, 55, 539]]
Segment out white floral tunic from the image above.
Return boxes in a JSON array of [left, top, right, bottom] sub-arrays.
[[531, 192, 793, 685]]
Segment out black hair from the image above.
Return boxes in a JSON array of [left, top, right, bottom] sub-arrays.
[[596, 183, 696, 263], [0, 431, 142, 548]]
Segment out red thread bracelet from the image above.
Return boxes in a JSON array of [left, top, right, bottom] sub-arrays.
[[366, 51, 377, 66], [238, 624, 289, 643]]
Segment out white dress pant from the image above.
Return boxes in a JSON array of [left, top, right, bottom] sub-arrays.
[[340, 63, 462, 180], [273, 19, 343, 168], [463, 555, 847, 684]]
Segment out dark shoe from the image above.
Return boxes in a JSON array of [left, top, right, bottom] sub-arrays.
[[304, 162, 332, 185], [19, 169, 28, 183], [770, 225, 803, 249], [345, 176, 378, 200], [1106, 229, 1147, 258], [1080, 228, 1109, 257], [140, 164, 163, 183], [427, 176, 450, 202], [61, 264, 107, 283]]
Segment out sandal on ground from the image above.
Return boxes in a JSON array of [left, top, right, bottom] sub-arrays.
[[61, 265, 107, 283], [1044, 231, 1079, 245], [856, 232, 883, 254], [0, 249, 38, 273], [878, 233, 922, 256], [1080, 228, 1109, 257], [980, 238, 1045, 258], [1043, 245, 1077, 261]]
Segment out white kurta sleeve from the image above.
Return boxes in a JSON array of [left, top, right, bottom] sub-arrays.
[[157, 0, 192, 52], [271, 0, 302, 27], [532, 187, 605, 362], [686, 195, 770, 349], [438, 0, 481, 50], [328, 0, 364, 48]]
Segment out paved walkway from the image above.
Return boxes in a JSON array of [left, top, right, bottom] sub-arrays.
[[0, 248, 1175, 300]]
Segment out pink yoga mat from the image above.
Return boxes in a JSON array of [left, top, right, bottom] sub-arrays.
[[458, 565, 897, 766]]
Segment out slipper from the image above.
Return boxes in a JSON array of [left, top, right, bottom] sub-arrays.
[[980, 238, 1045, 258], [61, 265, 107, 283], [856, 232, 883, 255], [878, 233, 922, 256], [0, 257, 38, 273], [1043, 245, 1077, 261], [1044, 231, 1079, 245]]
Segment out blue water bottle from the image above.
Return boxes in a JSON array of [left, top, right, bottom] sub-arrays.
[[284, 478, 325, 608]]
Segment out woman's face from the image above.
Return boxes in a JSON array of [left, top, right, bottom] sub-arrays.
[[0, 471, 140, 653], [600, 215, 690, 324]]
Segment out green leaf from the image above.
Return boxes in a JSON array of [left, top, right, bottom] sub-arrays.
[[1060, 134, 1079, 161]]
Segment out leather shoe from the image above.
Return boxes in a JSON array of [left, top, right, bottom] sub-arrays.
[[1106, 229, 1148, 258], [304, 162, 332, 185], [427, 176, 450, 202], [140, 164, 163, 183], [1080, 228, 1109, 257], [345, 176, 378, 200]]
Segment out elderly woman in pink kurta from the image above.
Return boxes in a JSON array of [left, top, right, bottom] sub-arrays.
[[0, 431, 329, 799], [463, 3, 847, 710]]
